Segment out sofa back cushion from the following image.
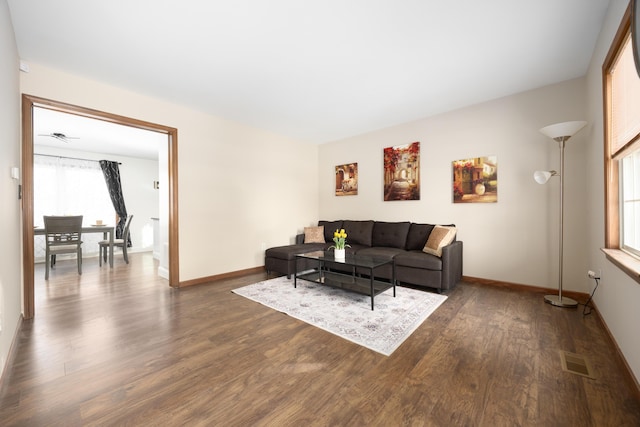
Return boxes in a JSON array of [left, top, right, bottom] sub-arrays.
[[318, 220, 343, 242], [372, 221, 411, 249], [342, 220, 374, 246], [405, 223, 435, 251]]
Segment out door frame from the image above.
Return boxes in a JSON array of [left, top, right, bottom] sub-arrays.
[[21, 94, 180, 319]]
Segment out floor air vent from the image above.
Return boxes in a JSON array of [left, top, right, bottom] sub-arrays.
[[560, 351, 595, 379]]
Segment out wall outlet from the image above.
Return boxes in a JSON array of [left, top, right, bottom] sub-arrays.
[[260, 242, 266, 251], [587, 269, 601, 280]]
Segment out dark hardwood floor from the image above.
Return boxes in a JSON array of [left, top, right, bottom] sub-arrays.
[[0, 252, 639, 426]]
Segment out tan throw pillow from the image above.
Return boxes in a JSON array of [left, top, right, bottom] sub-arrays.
[[423, 226, 456, 257], [304, 226, 325, 243]]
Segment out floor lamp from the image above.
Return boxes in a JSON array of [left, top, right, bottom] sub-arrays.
[[535, 120, 587, 308]]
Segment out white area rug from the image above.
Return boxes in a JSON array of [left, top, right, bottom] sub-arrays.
[[232, 276, 447, 356]]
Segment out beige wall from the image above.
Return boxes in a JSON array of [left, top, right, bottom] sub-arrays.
[[0, 0, 22, 377], [585, 0, 640, 384], [319, 77, 589, 292], [19, 63, 319, 282]]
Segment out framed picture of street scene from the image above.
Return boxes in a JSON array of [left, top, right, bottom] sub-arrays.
[[383, 142, 420, 201], [452, 156, 498, 203], [335, 163, 358, 196]]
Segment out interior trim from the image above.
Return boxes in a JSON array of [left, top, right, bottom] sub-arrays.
[[602, 2, 631, 249], [0, 315, 23, 395], [179, 266, 266, 288], [462, 275, 589, 300], [21, 94, 180, 319], [602, 248, 640, 284]]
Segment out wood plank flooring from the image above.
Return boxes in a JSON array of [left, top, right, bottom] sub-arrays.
[[1, 252, 639, 426]]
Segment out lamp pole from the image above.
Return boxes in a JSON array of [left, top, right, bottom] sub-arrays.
[[543, 136, 577, 307]]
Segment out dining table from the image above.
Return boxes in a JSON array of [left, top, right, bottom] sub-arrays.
[[34, 224, 115, 268]]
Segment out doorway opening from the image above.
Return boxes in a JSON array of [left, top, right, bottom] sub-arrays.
[[21, 94, 180, 319]]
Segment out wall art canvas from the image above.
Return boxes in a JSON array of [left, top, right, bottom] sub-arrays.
[[383, 142, 420, 201], [452, 156, 498, 203], [335, 163, 358, 196]]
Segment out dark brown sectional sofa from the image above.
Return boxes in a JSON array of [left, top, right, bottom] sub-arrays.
[[264, 220, 463, 292]]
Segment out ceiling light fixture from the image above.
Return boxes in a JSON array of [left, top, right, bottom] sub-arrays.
[[38, 132, 80, 143]]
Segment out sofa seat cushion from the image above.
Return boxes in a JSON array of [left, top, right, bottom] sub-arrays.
[[265, 243, 327, 261], [356, 246, 406, 260], [339, 243, 365, 255], [394, 250, 442, 270]]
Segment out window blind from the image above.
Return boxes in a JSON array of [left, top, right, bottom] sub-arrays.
[[610, 34, 640, 157]]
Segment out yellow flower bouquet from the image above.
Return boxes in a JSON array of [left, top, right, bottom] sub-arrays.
[[329, 228, 350, 250]]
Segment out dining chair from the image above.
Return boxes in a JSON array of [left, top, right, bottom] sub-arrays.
[[43, 215, 83, 280], [99, 215, 134, 266]]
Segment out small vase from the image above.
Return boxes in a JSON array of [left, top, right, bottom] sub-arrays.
[[334, 248, 345, 259]]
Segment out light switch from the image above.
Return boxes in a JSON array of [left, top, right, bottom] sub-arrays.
[[10, 167, 19, 180]]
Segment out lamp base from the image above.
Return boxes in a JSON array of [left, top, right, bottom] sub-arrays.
[[544, 294, 578, 308]]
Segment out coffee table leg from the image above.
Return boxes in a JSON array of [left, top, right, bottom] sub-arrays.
[[370, 270, 375, 310], [393, 264, 396, 297]]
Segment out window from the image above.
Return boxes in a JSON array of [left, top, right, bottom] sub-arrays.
[[604, 4, 640, 270], [622, 149, 640, 256], [33, 154, 114, 261]]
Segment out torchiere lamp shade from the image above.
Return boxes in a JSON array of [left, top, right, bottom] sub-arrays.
[[539, 121, 587, 141]]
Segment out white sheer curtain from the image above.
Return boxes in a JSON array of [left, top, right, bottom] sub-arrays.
[[34, 155, 115, 262]]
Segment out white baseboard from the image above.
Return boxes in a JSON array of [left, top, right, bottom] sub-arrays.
[[158, 266, 169, 279]]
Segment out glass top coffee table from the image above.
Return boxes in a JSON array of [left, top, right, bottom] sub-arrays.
[[294, 250, 396, 310]]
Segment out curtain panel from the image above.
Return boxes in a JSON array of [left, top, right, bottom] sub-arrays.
[[99, 160, 132, 247]]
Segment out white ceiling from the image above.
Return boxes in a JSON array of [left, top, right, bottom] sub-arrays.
[[8, 0, 612, 145], [33, 107, 166, 160]]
